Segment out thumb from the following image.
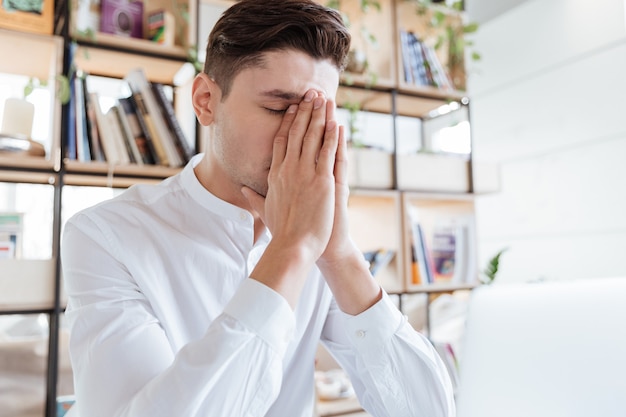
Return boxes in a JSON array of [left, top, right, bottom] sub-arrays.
[[241, 186, 266, 223]]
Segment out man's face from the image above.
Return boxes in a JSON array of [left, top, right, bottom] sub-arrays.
[[209, 49, 340, 197]]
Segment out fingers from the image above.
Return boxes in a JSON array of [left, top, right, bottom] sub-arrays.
[[241, 186, 266, 222], [271, 104, 298, 171], [315, 100, 339, 175], [333, 124, 347, 184], [300, 94, 329, 162], [285, 89, 318, 159], [275, 89, 338, 174]]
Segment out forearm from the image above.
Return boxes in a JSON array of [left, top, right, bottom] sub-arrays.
[[250, 240, 317, 309], [323, 293, 456, 417], [317, 243, 382, 315]]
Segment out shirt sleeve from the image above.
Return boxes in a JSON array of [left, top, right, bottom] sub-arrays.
[[320, 291, 456, 417], [62, 214, 294, 417]]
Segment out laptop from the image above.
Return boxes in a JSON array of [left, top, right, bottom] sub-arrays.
[[456, 277, 626, 417]]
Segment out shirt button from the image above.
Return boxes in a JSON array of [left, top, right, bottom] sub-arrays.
[[355, 330, 366, 339], [239, 211, 247, 221]]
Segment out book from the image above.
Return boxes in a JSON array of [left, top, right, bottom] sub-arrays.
[[421, 42, 453, 90], [74, 73, 92, 162], [118, 96, 158, 165], [430, 224, 458, 282], [407, 31, 430, 86], [399, 29, 414, 84], [407, 205, 434, 285], [363, 248, 396, 277], [151, 82, 194, 164], [431, 217, 477, 284], [105, 107, 131, 164], [147, 9, 175, 46], [111, 102, 143, 164], [66, 66, 78, 160], [89, 92, 121, 164], [125, 68, 183, 167], [83, 86, 106, 162], [0, 212, 23, 259], [129, 90, 168, 165]]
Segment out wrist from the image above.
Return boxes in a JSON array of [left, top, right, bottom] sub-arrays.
[[250, 240, 317, 309]]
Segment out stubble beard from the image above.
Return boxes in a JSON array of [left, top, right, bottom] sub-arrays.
[[212, 128, 270, 198]]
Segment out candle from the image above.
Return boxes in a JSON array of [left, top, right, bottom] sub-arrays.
[[1, 98, 35, 138]]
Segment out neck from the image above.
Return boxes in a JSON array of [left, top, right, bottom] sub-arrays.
[[193, 153, 267, 243]]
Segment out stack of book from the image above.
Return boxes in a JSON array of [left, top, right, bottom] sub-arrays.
[[66, 66, 195, 168], [407, 205, 476, 286], [399, 29, 454, 90]]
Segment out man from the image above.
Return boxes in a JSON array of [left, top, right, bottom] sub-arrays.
[[61, 1, 455, 416]]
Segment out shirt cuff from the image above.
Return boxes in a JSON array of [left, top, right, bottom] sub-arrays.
[[223, 278, 296, 356], [342, 290, 404, 352]]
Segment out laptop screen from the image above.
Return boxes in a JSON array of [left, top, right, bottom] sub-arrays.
[[456, 277, 626, 417]]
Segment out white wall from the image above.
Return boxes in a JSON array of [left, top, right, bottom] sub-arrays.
[[468, 0, 626, 282]]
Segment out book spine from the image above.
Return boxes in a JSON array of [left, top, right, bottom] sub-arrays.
[[112, 102, 143, 165], [151, 82, 194, 163], [121, 95, 161, 165], [107, 106, 133, 164], [82, 79, 105, 162], [407, 32, 429, 86], [119, 96, 157, 165], [88, 92, 120, 164], [125, 68, 182, 166], [73, 74, 91, 162], [130, 91, 168, 166], [422, 43, 453, 90], [399, 29, 414, 85]]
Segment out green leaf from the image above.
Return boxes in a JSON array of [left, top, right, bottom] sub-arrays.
[[56, 75, 71, 105], [481, 248, 508, 284], [471, 51, 481, 61], [463, 22, 480, 34]]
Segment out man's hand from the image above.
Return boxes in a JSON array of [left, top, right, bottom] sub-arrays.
[[315, 103, 383, 316], [242, 90, 340, 307]]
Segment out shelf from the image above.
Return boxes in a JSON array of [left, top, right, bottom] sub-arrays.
[[63, 161, 181, 187], [389, 281, 478, 295], [402, 193, 477, 291], [64, 160, 181, 178], [0, 29, 63, 81], [0, 170, 57, 185], [0, 259, 57, 312], [394, 1, 466, 92], [0, 156, 57, 172], [73, 46, 193, 85], [73, 32, 189, 60], [70, 0, 197, 61], [63, 173, 165, 188]]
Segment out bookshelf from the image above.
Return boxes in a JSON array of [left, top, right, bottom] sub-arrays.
[[0, 1, 493, 416], [0, 0, 197, 413]]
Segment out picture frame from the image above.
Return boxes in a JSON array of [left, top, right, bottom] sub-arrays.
[[0, 0, 54, 35]]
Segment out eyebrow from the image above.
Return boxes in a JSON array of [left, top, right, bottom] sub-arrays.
[[259, 89, 303, 101]]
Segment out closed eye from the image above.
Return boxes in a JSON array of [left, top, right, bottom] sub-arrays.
[[265, 107, 288, 116]]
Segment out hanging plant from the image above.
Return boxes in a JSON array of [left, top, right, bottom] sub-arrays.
[[408, 0, 480, 91], [326, 0, 381, 87]]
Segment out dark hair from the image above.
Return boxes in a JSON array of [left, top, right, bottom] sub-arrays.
[[203, 0, 351, 98]]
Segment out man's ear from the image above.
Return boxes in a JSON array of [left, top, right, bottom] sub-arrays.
[[192, 73, 220, 126]]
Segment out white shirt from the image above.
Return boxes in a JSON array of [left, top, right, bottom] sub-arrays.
[[61, 155, 455, 417]]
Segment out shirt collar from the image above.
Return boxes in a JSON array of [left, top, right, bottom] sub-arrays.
[[180, 154, 255, 226]]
